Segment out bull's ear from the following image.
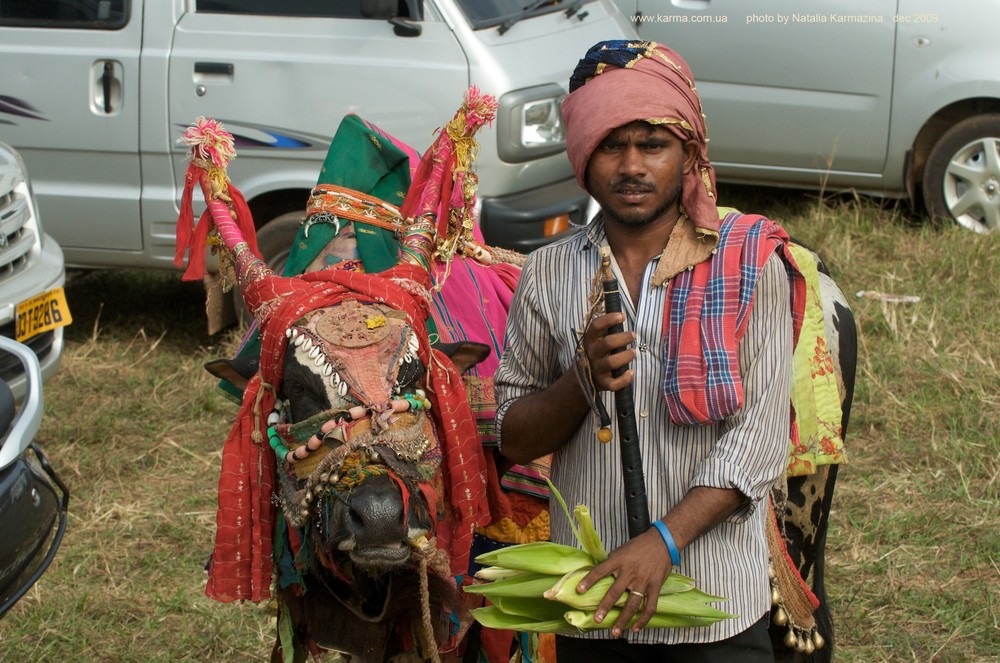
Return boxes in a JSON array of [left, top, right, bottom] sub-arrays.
[[436, 341, 491, 374], [204, 356, 260, 392]]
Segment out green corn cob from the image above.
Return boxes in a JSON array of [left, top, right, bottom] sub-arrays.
[[574, 505, 608, 563], [556, 581, 733, 619], [470, 605, 577, 635], [544, 569, 699, 607], [563, 608, 726, 630], [474, 566, 530, 582], [492, 595, 572, 622], [474, 541, 595, 575], [466, 484, 736, 635], [462, 572, 561, 599]]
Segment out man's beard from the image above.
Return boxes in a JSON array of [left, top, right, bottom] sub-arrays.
[[601, 172, 684, 228]]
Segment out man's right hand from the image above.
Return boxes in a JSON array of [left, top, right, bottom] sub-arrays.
[[580, 311, 636, 393], [497, 313, 635, 465]]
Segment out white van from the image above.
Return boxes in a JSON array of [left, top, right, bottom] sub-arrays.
[[0, 1, 635, 272]]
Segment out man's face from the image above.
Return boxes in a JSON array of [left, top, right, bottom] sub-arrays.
[[585, 121, 697, 229]]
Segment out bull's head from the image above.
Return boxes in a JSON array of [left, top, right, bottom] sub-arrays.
[[285, 303, 490, 571], [278, 299, 438, 570], [208, 303, 488, 657]]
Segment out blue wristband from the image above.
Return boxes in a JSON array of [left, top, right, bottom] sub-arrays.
[[652, 520, 681, 566]]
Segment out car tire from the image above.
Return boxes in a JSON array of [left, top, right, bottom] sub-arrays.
[[232, 210, 303, 325], [921, 113, 1000, 233]]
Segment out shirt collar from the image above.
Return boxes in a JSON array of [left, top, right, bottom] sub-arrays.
[[581, 211, 717, 287]]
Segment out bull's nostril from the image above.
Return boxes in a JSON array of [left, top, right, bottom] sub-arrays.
[[345, 475, 407, 545], [349, 505, 368, 534]]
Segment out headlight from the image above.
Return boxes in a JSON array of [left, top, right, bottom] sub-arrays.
[[497, 84, 567, 163]]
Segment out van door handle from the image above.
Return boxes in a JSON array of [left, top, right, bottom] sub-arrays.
[[194, 62, 235, 76], [101, 62, 113, 113], [93, 59, 121, 115]]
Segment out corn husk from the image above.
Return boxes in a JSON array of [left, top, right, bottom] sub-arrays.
[[462, 572, 560, 598], [473, 566, 530, 582], [465, 481, 736, 634], [563, 608, 722, 630], [574, 505, 607, 563], [492, 596, 571, 622], [473, 541, 594, 575], [469, 605, 576, 635], [543, 569, 700, 608]]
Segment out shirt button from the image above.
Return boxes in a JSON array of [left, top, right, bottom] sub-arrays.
[[639, 409, 649, 418], [638, 342, 648, 352]]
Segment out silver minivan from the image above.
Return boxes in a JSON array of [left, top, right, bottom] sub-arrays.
[[0, 142, 69, 401], [616, 0, 1000, 233]]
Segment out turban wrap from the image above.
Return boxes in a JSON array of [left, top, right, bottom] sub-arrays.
[[562, 40, 720, 241]]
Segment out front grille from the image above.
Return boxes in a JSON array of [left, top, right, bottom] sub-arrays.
[[0, 187, 35, 283], [0, 323, 53, 383]]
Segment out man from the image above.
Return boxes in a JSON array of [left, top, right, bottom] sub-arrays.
[[494, 41, 805, 661]]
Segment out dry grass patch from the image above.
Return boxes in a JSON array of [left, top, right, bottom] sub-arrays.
[[724, 186, 999, 663], [0, 270, 271, 661]]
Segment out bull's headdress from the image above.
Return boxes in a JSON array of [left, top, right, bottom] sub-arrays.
[[176, 90, 498, 604]]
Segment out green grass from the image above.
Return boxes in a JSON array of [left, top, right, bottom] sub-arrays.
[[0, 187, 997, 661], [728, 186, 1000, 663]]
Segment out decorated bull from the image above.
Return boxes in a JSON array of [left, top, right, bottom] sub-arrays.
[[176, 96, 855, 661], [173, 103, 506, 661]]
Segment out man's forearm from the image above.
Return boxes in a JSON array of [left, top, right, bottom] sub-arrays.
[[658, 486, 748, 550], [499, 368, 592, 465]]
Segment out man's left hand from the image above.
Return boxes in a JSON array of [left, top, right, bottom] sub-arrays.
[[575, 528, 672, 637]]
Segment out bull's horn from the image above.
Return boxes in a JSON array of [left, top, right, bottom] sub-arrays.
[[173, 117, 286, 324], [174, 117, 265, 282], [397, 87, 497, 275]]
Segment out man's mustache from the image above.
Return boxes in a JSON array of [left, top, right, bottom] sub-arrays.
[[610, 177, 655, 193]]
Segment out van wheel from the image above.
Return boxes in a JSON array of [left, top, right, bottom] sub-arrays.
[[921, 114, 1000, 233], [232, 211, 304, 324]]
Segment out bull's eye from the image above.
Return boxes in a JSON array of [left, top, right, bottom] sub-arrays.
[[283, 341, 336, 421], [394, 355, 424, 392]]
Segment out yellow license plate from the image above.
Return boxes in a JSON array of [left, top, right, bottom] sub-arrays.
[[16, 287, 73, 342]]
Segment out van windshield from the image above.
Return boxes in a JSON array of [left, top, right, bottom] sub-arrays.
[[458, 0, 593, 31]]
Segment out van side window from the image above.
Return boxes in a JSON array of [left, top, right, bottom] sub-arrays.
[[0, 0, 128, 28], [196, 0, 421, 19]]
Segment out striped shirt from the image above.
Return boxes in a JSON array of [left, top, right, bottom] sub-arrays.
[[494, 218, 792, 644]]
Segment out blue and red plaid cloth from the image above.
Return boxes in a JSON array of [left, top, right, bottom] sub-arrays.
[[662, 212, 806, 425]]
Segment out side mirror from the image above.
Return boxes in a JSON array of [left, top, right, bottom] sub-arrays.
[[390, 17, 422, 37]]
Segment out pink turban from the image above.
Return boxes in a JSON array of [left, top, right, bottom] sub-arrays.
[[562, 41, 720, 238]]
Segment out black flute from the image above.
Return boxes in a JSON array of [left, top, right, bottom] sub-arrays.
[[601, 263, 651, 539]]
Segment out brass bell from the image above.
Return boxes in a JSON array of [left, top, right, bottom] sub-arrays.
[[783, 629, 797, 648], [772, 607, 788, 626], [813, 630, 826, 650], [771, 586, 781, 606]]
